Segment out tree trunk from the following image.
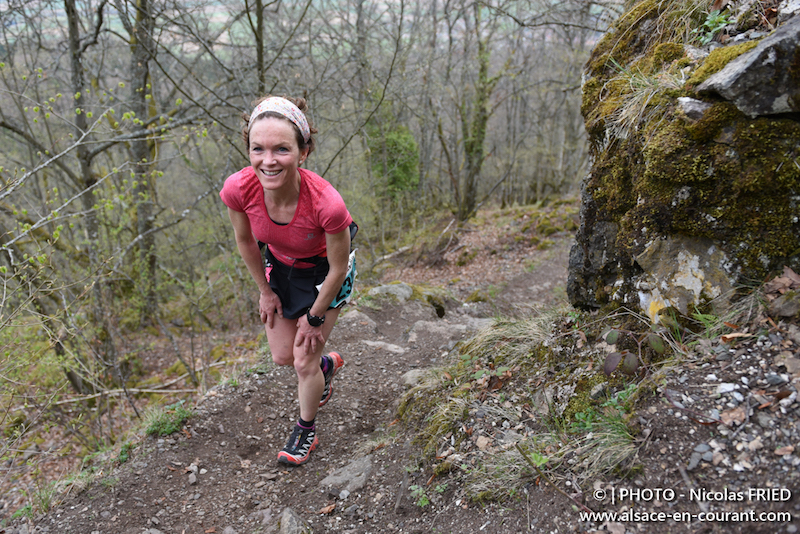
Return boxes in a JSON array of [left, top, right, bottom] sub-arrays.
[[65, 0, 118, 386], [456, 4, 497, 221], [129, 0, 158, 325], [253, 0, 265, 95]]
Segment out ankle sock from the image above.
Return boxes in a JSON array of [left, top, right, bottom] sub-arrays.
[[298, 417, 315, 430], [320, 355, 330, 374]]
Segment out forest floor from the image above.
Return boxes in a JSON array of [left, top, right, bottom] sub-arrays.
[[3, 205, 800, 534]]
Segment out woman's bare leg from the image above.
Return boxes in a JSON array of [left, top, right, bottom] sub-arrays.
[[265, 308, 341, 421]]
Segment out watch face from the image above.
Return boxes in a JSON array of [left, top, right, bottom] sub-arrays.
[[307, 312, 324, 326]]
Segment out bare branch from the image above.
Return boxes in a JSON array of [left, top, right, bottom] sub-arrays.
[[79, 0, 109, 55], [110, 185, 217, 272], [320, 0, 405, 177]]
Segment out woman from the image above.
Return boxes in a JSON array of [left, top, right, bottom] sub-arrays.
[[220, 95, 355, 466]]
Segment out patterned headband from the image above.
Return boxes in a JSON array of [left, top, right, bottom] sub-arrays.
[[249, 97, 311, 143]]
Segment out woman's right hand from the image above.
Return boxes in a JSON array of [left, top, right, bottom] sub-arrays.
[[259, 289, 283, 328]]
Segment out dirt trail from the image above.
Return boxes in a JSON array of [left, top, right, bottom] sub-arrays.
[[10, 226, 798, 534], [8, 235, 572, 534]]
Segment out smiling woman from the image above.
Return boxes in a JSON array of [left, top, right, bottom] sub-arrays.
[[248, 118, 307, 210], [219, 95, 356, 467]]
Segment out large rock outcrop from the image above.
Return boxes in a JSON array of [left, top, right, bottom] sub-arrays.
[[568, 0, 800, 320]]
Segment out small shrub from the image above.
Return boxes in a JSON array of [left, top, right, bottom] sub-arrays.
[[117, 441, 135, 464], [409, 485, 430, 507], [11, 504, 33, 520], [144, 401, 192, 437], [692, 9, 732, 46]]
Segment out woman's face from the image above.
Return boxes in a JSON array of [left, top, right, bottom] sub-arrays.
[[248, 117, 308, 191]]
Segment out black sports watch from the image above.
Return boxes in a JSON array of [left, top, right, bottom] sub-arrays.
[[306, 311, 325, 327]]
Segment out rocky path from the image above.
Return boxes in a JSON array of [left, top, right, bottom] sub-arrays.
[[8, 238, 572, 534], [8, 231, 799, 534]]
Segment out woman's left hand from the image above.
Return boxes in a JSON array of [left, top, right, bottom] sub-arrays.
[[295, 314, 326, 354]]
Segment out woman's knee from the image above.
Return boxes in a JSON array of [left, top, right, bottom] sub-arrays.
[[271, 349, 293, 366], [292, 349, 321, 377]]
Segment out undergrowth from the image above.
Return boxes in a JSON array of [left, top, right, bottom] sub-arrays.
[[390, 279, 771, 504], [394, 302, 702, 503]]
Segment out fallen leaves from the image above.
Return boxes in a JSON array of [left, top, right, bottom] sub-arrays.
[[472, 366, 514, 391], [763, 265, 800, 295], [319, 503, 336, 514], [720, 332, 755, 344], [717, 267, 800, 341], [747, 436, 764, 451], [487, 373, 508, 391], [720, 406, 746, 426], [772, 389, 793, 402], [475, 435, 491, 450]]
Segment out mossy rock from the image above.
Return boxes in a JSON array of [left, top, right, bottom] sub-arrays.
[[536, 239, 555, 250], [408, 283, 457, 317], [465, 289, 490, 303], [652, 42, 685, 67], [165, 361, 187, 377], [570, 0, 800, 311], [209, 344, 227, 361]]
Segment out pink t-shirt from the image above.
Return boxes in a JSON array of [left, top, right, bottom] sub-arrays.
[[220, 166, 352, 267]]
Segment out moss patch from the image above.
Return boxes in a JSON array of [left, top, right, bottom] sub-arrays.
[[686, 40, 760, 87]]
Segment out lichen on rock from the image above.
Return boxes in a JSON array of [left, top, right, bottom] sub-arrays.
[[635, 236, 734, 322]]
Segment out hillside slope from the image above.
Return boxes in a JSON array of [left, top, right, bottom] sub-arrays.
[[5, 207, 799, 534]]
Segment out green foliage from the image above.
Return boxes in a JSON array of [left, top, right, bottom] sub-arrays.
[[362, 86, 420, 200], [370, 126, 420, 197], [409, 484, 431, 507], [566, 309, 583, 329], [10, 468, 60, 520], [117, 441, 135, 464], [606, 382, 638, 411], [460, 351, 510, 381], [693, 10, 732, 46], [143, 400, 192, 437], [571, 383, 638, 433], [570, 409, 599, 433], [524, 449, 549, 468], [11, 504, 34, 520], [690, 306, 728, 340]]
